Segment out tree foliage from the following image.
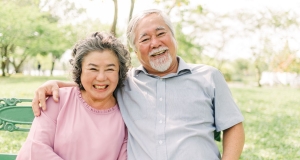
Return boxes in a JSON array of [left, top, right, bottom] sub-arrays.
[[158, 2, 300, 84], [236, 9, 300, 86], [1, 0, 300, 83], [0, 0, 74, 76]]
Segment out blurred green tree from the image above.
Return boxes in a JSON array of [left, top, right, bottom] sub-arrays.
[[237, 9, 300, 86], [0, 0, 75, 76], [270, 40, 299, 73]]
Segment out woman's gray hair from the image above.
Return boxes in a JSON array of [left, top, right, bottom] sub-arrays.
[[126, 9, 175, 51], [70, 32, 131, 90]]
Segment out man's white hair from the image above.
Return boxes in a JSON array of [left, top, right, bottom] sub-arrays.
[[126, 9, 175, 51]]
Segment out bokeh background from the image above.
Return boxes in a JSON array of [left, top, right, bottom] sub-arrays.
[[1, 0, 300, 159], [1, 0, 300, 87]]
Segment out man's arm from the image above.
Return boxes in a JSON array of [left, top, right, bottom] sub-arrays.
[[222, 122, 245, 160], [32, 80, 76, 116]]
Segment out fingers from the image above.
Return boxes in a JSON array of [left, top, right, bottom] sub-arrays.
[[32, 91, 42, 117], [52, 87, 59, 102], [31, 80, 61, 117], [38, 90, 48, 111]]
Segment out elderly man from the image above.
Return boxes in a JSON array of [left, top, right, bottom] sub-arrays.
[[32, 9, 244, 160]]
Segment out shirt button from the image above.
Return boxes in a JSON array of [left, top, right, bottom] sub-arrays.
[[159, 140, 163, 144], [159, 98, 162, 101], [159, 120, 162, 123]]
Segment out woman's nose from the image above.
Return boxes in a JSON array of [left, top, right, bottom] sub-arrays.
[[96, 71, 107, 81]]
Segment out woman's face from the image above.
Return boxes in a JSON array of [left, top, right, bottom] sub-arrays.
[[80, 50, 119, 104]]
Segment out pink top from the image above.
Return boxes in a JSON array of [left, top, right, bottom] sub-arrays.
[[17, 87, 127, 160]]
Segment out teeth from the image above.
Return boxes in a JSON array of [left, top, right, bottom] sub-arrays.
[[149, 47, 168, 56], [94, 85, 106, 89], [152, 50, 166, 56]]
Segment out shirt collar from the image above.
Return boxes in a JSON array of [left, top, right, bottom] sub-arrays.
[[133, 56, 192, 77]]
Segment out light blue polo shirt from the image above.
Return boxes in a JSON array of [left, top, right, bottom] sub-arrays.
[[116, 57, 244, 160]]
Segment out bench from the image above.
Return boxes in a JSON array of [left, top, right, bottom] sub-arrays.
[[0, 98, 221, 160], [0, 98, 34, 160]]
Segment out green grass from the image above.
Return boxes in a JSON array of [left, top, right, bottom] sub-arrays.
[[0, 74, 71, 98], [230, 86, 300, 159], [0, 74, 70, 154], [1, 75, 300, 159]]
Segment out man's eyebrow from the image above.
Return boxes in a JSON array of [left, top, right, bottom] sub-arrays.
[[138, 26, 166, 40], [156, 26, 166, 31]]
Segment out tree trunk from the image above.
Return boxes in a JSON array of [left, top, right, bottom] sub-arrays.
[[1, 45, 8, 77], [51, 55, 56, 76], [6, 58, 9, 74], [110, 0, 118, 36], [128, 0, 135, 22], [255, 62, 262, 87], [11, 55, 28, 73], [127, 0, 135, 52], [167, 0, 177, 15], [1, 59, 6, 77]]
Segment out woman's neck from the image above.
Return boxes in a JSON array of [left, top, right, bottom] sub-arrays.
[[81, 91, 117, 110]]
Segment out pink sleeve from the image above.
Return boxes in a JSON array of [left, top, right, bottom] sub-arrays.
[[117, 126, 128, 160], [16, 97, 63, 160]]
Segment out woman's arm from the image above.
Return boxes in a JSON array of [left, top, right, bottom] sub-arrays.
[[32, 80, 76, 116], [117, 127, 128, 160], [17, 97, 63, 160]]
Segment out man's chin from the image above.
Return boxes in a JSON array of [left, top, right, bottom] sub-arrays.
[[150, 63, 171, 72], [151, 60, 172, 72]]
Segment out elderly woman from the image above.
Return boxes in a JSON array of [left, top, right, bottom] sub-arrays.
[[17, 32, 130, 160]]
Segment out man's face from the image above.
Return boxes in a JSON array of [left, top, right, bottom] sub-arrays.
[[134, 13, 178, 76]]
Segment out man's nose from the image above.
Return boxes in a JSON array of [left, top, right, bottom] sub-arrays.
[[150, 37, 161, 48]]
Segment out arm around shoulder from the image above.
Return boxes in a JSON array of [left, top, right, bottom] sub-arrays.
[[32, 80, 76, 116]]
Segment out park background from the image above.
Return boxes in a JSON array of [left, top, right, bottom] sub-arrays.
[[0, 0, 300, 159]]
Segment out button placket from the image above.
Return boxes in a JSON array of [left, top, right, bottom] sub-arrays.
[[155, 78, 167, 160]]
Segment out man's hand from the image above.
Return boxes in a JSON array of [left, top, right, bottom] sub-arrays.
[[32, 80, 60, 117]]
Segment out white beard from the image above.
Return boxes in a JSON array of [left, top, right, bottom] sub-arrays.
[[149, 53, 172, 72]]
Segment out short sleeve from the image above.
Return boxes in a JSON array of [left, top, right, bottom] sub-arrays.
[[212, 70, 244, 131]]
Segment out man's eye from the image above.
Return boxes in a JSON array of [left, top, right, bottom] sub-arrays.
[[158, 32, 166, 36], [141, 38, 149, 42], [89, 68, 97, 71]]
